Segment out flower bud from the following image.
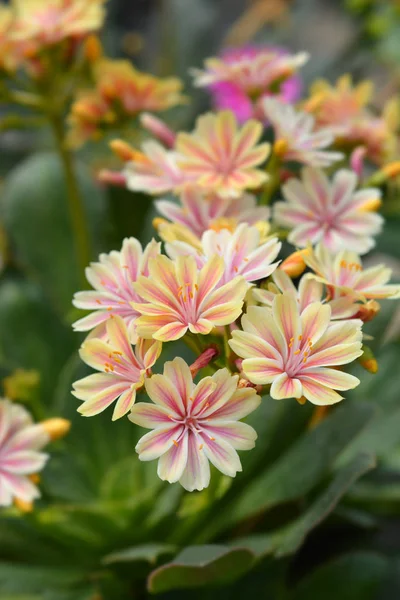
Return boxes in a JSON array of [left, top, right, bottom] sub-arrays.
[[109, 139, 137, 162], [354, 299, 380, 323], [140, 113, 176, 148], [280, 248, 310, 278], [358, 345, 378, 374], [41, 418, 71, 441], [84, 35, 103, 64], [14, 497, 34, 513]]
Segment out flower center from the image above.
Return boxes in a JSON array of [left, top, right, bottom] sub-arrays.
[[285, 335, 313, 377]]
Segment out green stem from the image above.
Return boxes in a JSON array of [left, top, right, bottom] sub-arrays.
[[260, 153, 281, 206], [49, 113, 91, 285]]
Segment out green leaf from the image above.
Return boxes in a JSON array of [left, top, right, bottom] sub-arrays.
[[233, 453, 375, 559], [291, 552, 389, 600], [103, 543, 176, 566], [0, 564, 86, 595], [0, 276, 75, 406], [1, 152, 108, 316], [223, 403, 374, 526], [147, 545, 255, 594]]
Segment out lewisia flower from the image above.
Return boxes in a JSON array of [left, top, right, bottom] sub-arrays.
[[0, 399, 49, 507], [304, 75, 398, 165], [262, 98, 343, 167], [230, 293, 363, 405], [156, 187, 269, 239], [166, 223, 281, 285], [73, 238, 161, 343], [192, 46, 307, 122], [129, 358, 260, 491], [11, 0, 106, 47], [73, 316, 162, 420], [305, 243, 400, 301], [176, 111, 270, 197], [274, 167, 383, 254], [68, 60, 184, 145], [123, 141, 186, 195], [252, 270, 359, 320], [133, 254, 248, 342], [95, 59, 185, 114]]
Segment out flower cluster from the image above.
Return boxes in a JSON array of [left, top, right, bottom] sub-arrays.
[[68, 58, 185, 145], [72, 43, 400, 493]]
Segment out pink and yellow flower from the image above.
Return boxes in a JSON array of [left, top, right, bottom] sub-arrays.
[[230, 293, 363, 405], [252, 270, 359, 320], [305, 243, 400, 302], [68, 59, 184, 146], [176, 111, 270, 197], [166, 223, 281, 285], [274, 168, 383, 254], [303, 75, 399, 165], [156, 187, 269, 239], [0, 399, 49, 507], [133, 254, 249, 342], [262, 98, 343, 167], [192, 46, 307, 122], [129, 357, 260, 491], [11, 0, 106, 48], [123, 141, 186, 195], [72, 316, 162, 420], [73, 238, 161, 343]]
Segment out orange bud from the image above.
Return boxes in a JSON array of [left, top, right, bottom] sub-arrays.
[[382, 161, 400, 179], [110, 139, 136, 162], [273, 138, 289, 158], [296, 396, 307, 405], [14, 497, 34, 513], [358, 196, 382, 212], [358, 345, 378, 374], [280, 248, 311, 278], [355, 300, 380, 323], [84, 35, 103, 63], [41, 418, 71, 441]]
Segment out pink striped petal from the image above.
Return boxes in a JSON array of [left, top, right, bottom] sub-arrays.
[[199, 432, 242, 477], [300, 378, 344, 405], [157, 434, 189, 483], [164, 357, 194, 405], [210, 387, 261, 421], [270, 372, 302, 399], [203, 421, 257, 450], [179, 432, 210, 492], [112, 389, 137, 420], [129, 402, 173, 428], [300, 367, 360, 390], [145, 373, 185, 416], [242, 358, 282, 384], [136, 425, 184, 461]]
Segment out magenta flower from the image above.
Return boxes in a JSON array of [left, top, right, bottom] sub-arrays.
[[166, 223, 281, 285], [129, 357, 260, 491], [72, 316, 162, 420], [133, 254, 249, 342], [305, 243, 400, 301], [252, 270, 359, 320], [0, 399, 49, 507], [156, 187, 269, 240], [274, 168, 383, 254], [262, 98, 343, 167], [193, 46, 307, 123], [73, 237, 160, 343], [230, 292, 363, 405]]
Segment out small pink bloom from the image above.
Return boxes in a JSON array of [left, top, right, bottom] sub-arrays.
[[193, 46, 307, 123], [129, 357, 260, 491], [176, 111, 270, 197], [166, 223, 281, 285], [133, 254, 249, 342], [262, 98, 343, 167], [73, 237, 161, 343], [305, 243, 400, 301], [0, 399, 49, 507], [140, 113, 176, 148], [252, 270, 359, 320], [230, 292, 363, 405], [123, 141, 186, 196], [72, 316, 162, 420], [156, 187, 269, 239], [274, 167, 383, 254]]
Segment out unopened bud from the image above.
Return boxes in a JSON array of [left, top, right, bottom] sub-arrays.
[[358, 196, 382, 212], [98, 169, 127, 187], [41, 418, 71, 441], [350, 145, 367, 179], [354, 299, 380, 323], [84, 34, 103, 63], [296, 396, 307, 405], [189, 346, 219, 377], [359, 345, 378, 374], [308, 405, 330, 429], [110, 139, 137, 162], [273, 138, 289, 158], [280, 248, 310, 278], [140, 113, 176, 148], [14, 497, 34, 512], [382, 161, 400, 179], [3, 368, 40, 402]]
